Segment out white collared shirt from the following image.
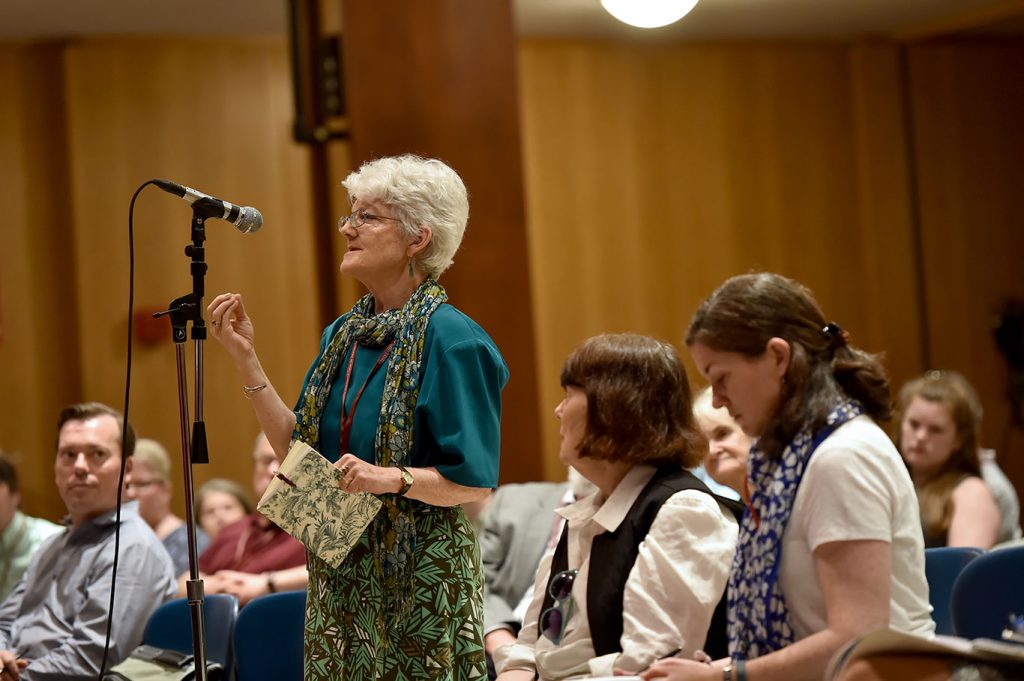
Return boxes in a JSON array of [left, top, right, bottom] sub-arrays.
[[495, 465, 738, 680], [507, 486, 580, 627]]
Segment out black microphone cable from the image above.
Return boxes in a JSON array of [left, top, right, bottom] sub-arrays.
[[96, 179, 152, 679], [94, 178, 261, 678]]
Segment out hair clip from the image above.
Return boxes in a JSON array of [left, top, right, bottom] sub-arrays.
[[821, 322, 850, 350]]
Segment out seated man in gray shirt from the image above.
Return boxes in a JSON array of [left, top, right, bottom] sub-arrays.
[[0, 402, 177, 681]]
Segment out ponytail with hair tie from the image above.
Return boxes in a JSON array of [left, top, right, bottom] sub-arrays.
[[822, 322, 850, 351]]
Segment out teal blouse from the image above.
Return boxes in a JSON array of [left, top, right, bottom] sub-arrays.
[[294, 304, 508, 488]]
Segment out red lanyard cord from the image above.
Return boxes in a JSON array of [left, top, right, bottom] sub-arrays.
[[339, 340, 396, 454]]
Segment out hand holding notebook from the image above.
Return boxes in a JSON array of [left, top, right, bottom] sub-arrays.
[[257, 440, 382, 568]]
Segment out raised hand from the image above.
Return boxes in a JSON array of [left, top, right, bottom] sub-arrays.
[[207, 292, 256, 365]]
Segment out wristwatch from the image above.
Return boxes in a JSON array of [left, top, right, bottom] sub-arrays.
[[397, 465, 414, 496]]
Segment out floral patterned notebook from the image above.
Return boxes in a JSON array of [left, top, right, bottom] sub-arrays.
[[257, 440, 382, 568]]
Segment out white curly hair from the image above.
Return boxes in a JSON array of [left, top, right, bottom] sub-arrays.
[[342, 154, 469, 278]]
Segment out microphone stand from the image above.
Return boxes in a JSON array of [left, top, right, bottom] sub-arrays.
[[153, 199, 226, 681]]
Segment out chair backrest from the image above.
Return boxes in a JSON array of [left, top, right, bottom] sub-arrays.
[[950, 544, 1024, 639], [924, 546, 985, 635], [234, 590, 306, 681], [143, 593, 239, 676]]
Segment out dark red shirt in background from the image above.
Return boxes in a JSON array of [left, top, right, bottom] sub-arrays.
[[198, 512, 305, 574]]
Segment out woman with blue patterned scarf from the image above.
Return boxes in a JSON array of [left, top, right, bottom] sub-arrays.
[[643, 272, 934, 681], [207, 154, 508, 679]]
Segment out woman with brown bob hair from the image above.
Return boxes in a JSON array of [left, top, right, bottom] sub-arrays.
[[897, 370, 999, 548], [645, 273, 933, 681], [496, 333, 741, 681]]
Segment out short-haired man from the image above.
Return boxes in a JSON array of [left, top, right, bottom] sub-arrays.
[[0, 453, 61, 600], [0, 403, 177, 680]]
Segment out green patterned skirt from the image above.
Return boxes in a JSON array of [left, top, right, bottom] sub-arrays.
[[304, 503, 487, 680]]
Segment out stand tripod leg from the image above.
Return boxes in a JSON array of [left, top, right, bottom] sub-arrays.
[[173, 341, 208, 681]]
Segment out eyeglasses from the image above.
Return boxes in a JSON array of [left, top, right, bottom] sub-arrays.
[[539, 569, 577, 644], [338, 209, 402, 231]]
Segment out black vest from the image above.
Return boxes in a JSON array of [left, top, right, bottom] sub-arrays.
[[538, 467, 744, 659]]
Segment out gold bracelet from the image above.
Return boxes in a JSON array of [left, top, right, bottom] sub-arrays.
[[242, 382, 268, 398]]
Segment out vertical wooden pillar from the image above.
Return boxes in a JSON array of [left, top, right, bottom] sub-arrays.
[[338, 0, 542, 482]]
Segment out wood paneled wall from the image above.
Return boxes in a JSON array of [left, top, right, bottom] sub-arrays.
[[518, 38, 1024, 488], [1, 34, 1022, 518], [906, 40, 1024, 487], [0, 38, 320, 521], [0, 45, 80, 519], [339, 0, 543, 484], [518, 40, 910, 479]]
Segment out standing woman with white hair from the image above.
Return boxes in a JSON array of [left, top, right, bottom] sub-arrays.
[[207, 155, 508, 679]]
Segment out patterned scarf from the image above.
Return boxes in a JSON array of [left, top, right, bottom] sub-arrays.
[[727, 398, 864, 660], [293, 277, 447, 622]]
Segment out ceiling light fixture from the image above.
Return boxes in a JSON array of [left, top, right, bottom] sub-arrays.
[[600, 0, 700, 29]]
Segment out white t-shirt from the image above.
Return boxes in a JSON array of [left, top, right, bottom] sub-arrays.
[[779, 415, 935, 640]]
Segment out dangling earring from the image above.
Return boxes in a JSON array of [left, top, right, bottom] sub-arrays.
[[408, 259, 415, 277]]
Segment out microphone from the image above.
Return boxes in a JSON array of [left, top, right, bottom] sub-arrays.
[[154, 179, 263, 233]]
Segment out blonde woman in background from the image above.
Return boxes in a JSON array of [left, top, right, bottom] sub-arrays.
[[897, 370, 1000, 549], [129, 438, 209, 576], [692, 387, 752, 502], [194, 478, 252, 541]]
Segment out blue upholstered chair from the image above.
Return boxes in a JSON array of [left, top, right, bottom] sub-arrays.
[[234, 590, 306, 681], [950, 544, 1024, 639], [143, 594, 239, 677], [924, 546, 985, 635]]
